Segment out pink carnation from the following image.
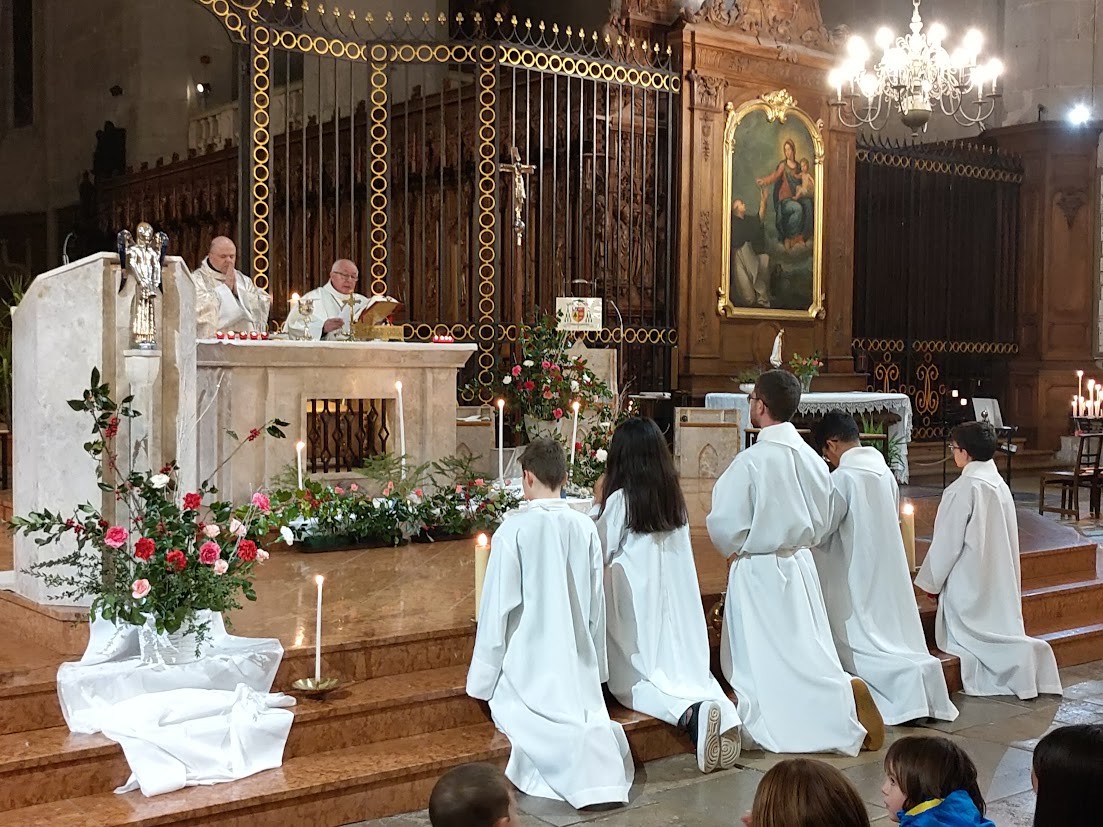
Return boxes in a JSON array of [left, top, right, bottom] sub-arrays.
[[541, 360, 551, 369], [104, 526, 129, 548], [256, 548, 270, 562], [553, 408, 564, 420], [131, 578, 151, 599], [350, 483, 359, 492], [250, 492, 271, 513], [511, 365, 522, 376], [334, 486, 345, 495], [213, 559, 229, 575], [199, 541, 221, 565]]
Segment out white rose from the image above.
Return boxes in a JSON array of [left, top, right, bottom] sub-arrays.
[[279, 526, 295, 546], [149, 474, 170, 489], [503, 375, 513, 385], [570, 380, 580, 392], [203, 524, 220, 538], [594, 448, 608, 462], [583, 375, 592, 384], [523, 359, 534, 367]]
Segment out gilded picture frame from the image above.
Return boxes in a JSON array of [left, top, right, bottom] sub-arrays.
[[718, 91, 826, 320]]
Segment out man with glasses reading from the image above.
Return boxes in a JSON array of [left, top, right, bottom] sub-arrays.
[[286, 259, 369, 340], [707, 370, 884, 756]]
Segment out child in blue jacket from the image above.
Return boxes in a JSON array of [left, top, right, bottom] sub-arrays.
[[881, 736, 995, 826]]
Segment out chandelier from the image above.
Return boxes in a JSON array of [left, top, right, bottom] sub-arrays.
[[827, 0, 1004, 135]]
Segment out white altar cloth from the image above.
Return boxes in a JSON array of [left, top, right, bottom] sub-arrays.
[[705, 391, 914, 483]]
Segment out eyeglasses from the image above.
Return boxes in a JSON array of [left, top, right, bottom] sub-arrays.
[[949, 443, 962, 452], [748, 395, 761, 403], [331, 270, 358, 279]]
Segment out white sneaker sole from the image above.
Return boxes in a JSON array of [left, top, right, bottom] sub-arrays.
[[696, 700, 722, 773], [719, 727, 741, 769]]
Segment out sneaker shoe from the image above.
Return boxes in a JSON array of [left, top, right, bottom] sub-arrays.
[[851, 677, 885, 751], [719, 727, 741, 769], [694, 700, 722, 773]]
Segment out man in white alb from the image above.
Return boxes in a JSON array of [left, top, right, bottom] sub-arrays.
[[707, 370, 884, 756], [285, 259, 370, 340], [812, 410, 959, 725], [191, 236, 272, 337]]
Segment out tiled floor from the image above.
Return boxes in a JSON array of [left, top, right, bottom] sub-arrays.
[[348, 660, 1103, 827]]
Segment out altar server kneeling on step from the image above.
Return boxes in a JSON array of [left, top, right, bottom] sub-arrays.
[[915, 421, 1062, 701], [467, 438, 633, 809], [707, 370, 884, 756], [593, 416, 741, 773], [812, 410, 958, 725]]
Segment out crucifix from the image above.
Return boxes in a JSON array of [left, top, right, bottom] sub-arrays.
[[498, 147, 536, 247]]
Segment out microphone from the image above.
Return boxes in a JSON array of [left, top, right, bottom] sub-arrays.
[[62, 232, 75, 265]]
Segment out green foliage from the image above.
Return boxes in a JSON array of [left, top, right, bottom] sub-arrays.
[[10, 369, 286, 644], [858, 414, 906, 474]]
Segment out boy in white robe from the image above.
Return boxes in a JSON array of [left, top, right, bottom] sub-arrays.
[[916, 421, 1062, 700], [812, 411, 959, 724], [707, 370, 883, 757], [467, 438, 633, 808]]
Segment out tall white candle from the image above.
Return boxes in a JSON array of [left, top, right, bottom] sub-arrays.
[[290, 292, 300, 313], [497, 398, 505, 484], [295, 440, 306, 489], [569, 400, 581, 470], [474, 533, 490, 623], [395, 380, 407, 479], [900, 503, 916, 572], [314, 574, 324, 682], [1078, 370, 1084, 408]]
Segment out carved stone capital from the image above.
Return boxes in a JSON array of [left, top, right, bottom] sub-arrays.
[[688, 70, 728, 111]]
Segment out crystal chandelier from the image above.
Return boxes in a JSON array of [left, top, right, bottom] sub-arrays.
[[827, 0, 1004, 135]]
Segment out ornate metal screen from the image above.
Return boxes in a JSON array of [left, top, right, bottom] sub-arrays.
[[852, 137, 1023, 440], [195, 1, 680, 399]]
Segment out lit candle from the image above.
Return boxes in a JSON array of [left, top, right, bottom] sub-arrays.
[[900, 502, 917, 572], [474, 533, 490, 623], [1073, 395, 1079, 417], [314, 574, 324, 682], [290, 292, 300, 313], [497, 398, 506, 484], [296, 440, 305, 489], [1078, 370, 1084, 407], [951, 389, 959, 398], [395, 380, 407, 479], [569, 400, 581, 470]]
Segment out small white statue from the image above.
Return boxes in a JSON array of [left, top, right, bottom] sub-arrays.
[[769, 329, 785, 369]]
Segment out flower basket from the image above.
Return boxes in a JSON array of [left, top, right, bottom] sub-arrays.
[[524, 415, 570, 443], [139, 610, 214, 665]]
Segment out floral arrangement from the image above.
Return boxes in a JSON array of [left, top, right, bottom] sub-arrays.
[[563, 393, 635, 492], [475, 313, 611, 427], [788, 352, 824, 386], [10, 370, 287, 643]]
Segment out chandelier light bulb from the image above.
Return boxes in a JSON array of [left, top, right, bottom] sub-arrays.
[[884, 47, 907, 72], [1068, 103, 1092, 126], [847, 35, 871, 63], [986, 58, 1004, 78], [875, 26, 894, 51], [950, 48, 970, 69], [963, 28, 984, 55], [827, 67, 845, 90], [858, 72, 880, 98], [927, 22, 947, 45]]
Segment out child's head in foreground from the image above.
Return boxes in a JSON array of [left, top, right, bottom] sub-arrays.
[[950, 420, 998, 466], [882, 735, 985, 821], [743, 757, 869, 827], [1031, 724, 1103, 827], [519, 437, 567, 500], [428, 762, 517, 827]]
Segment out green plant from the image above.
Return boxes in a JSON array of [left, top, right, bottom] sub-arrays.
[[734, 366, 765, 385], [10, 369, 287, 644], [858, 414, 906, 474]]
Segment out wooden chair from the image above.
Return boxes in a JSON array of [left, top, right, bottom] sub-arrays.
[[1039, 432, 1103, 520]]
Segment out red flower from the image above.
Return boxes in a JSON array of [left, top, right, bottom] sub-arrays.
[[553, 408, 564, 420], [542, 388, 553, 400], [103, 416, 120, 439], [236, 539, 258, 562], [523, 380, 535, 392], [183, 492, 202, 511], [247, 427, 261, 442], [198, 541, 220, 565], [511, 365, 522, 377], [159, 464, 173, 475], [134, 537, 155, 561], [575, 441, 582, 451], [165, 549, 187, 572], [98, 519, 109, 528], [104, 526, 129, 548]]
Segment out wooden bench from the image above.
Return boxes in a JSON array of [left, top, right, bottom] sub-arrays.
[[744, 427, 889, 454]]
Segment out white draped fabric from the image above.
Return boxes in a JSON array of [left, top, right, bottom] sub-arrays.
[[916, 459, 1063, 700], [705, 392, 913, 482], [593, 490, 740, 734], [285, 282, 370, 340], [815, 447, 958, 724], [467, 499, 633, 808], [707, 423, 867, 756]]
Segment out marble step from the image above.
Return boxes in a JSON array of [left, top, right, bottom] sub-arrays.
[[1041, 622, 1103, 666], [1022, 579, 1103, 636], [1, 710, 685, 826]]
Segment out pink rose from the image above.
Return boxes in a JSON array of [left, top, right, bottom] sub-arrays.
[[203, 524, 220, 539], [229, 518, 247, 538], [474, 478, 485, 486], [104, 526, 128, 548], [350, 483, 359, 492], [511, 365, 522, 376], [334, 486, 345, 495], [199, 541, 221, 565], [541, 360, 551, 369], [455, 484, 464, 494], [256, 548, 270, 562], [131, 578, 151, 599], [213, 559, 229, 575], [553, 408, 564, 420], [414, 488, 423, 498], [383, 481, 394, 496], [250, 492, 271, 513]]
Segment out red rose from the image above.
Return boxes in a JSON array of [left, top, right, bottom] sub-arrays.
[[523, 380, 535, 392], [134, 537, 155, 561], [165, 549, 186, 572], [236, 539, 258, 562], [183, 492, 202, 511], [553, 408, 564, 420]]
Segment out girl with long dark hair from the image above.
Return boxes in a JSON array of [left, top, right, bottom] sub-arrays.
[[1032, 724, 1103, 826]]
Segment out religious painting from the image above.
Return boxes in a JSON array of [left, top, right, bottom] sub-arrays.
[[718, 91, 825, 320]]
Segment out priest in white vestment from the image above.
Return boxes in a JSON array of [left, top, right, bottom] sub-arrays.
[[707, 370, 882, 756], [593, 417, 740, 774], [285, 259, 371, 340], [467, 438, 633, 808], [916, 421, 1062, 700], [811, 411, 959, 725], [191, 236, 272, 336]]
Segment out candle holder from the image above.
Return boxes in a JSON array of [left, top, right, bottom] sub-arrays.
[[291, 676, 341, 697]]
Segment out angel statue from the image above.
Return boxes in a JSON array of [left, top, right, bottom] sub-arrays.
[[117, 222, 168, 350]]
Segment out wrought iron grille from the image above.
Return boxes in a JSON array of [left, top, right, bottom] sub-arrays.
[[305, 398, 390, 473], [194, 1, 680, 399]]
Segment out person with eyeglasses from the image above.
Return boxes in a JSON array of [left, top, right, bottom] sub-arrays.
[[916, 420, 1062, 700], [706, 370, 884, 757], [285, 259, 369, 340]]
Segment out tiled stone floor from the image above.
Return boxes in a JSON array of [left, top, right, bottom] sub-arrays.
[[347, 660, 1103, 827]]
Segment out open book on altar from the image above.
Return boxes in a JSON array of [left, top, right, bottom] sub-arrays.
[[349, 295, 405, 341]]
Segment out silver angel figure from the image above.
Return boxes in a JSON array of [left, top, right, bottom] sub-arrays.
[[117, 222, 168, 350]]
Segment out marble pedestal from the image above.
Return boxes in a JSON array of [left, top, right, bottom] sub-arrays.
[[196, 340, 476, 503], [673, 407, 742, 480]]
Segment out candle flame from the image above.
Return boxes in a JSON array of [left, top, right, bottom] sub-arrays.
[[291, 292, 300, 302], [315, 574, 324, 586], [395, 380, 403, 392], [1078, 370, 1085, 377], [572, 400, 580, 412], [477, 533, 488, 545], [296, 440, 306, 451], [902, 503, 915, 516], [497, 398, 505, 409]]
